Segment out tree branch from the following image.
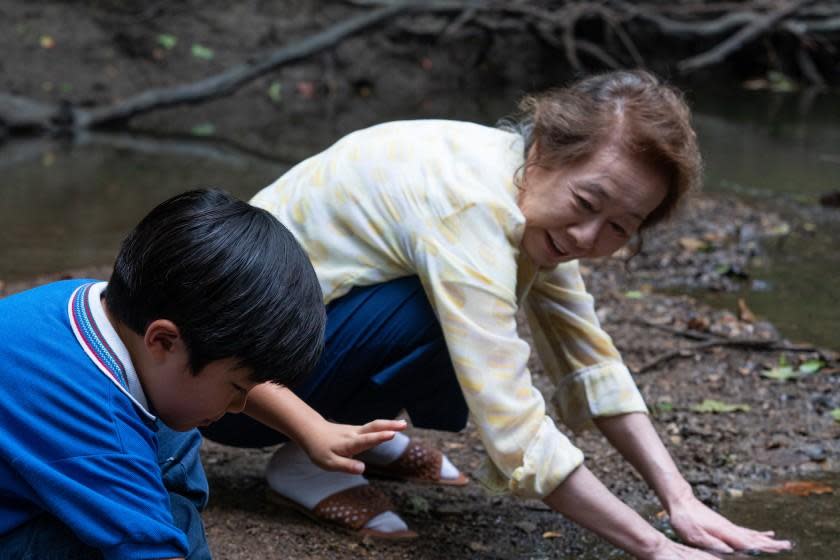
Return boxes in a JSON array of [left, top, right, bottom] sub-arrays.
[[74, 6, 409, 128], [678, 0, 809, 72]]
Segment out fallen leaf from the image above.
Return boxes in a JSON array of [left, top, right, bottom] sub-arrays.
[[40, 35, 55, 49], [766, 71, 797, 93], [296, 80, 316, 98], [542, 530, 563, 539], [771, 481, 833, 496], [679, 237, 709, 252], [691, 399, 751, 414], [798, 359, 824, 375], [654, 401, 674, 414], [761, 364, 796, 381], [157, 34, 177, 50], [831, 409, 840, 423], [190, 123, 215, 136], [624, 290, 644, 299], [267, 81, 283, 103], [737, 298, 756, 323], [405, 495, 429, 514], [191, 44, 214, 60], [766, 222, 791, 236], [761, 356, 823, 381]]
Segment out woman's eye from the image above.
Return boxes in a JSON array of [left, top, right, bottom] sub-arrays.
[[610, 222, 628, 237], [575, 195, 595, 211]]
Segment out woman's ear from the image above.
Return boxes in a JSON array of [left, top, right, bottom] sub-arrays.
[[144, 319, 185, 360]]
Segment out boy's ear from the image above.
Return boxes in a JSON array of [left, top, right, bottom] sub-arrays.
[[144, 319, 185, 359]]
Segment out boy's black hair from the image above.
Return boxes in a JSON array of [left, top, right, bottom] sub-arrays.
[[105, 188, 325, 386]]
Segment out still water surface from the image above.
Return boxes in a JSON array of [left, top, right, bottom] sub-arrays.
[[1, 88, 837, 351]]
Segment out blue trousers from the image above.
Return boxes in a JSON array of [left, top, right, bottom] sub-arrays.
[[202, 276, 469, 448], [0, 424, 211, 560]]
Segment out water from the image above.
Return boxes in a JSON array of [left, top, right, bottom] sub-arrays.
[[720, 475, 840, 559], [0, 134, 285, 281], [689, 88, 840, 350], [564, 476, 840, 560], [1, 88, 838, 349]]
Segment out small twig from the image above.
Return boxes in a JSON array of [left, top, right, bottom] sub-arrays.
[[635, 338, 821, 374], [797, 44, 827, 86], [443, 7, 478, 36], [629, 319, 720, 342], [576, 39, 622, 69]]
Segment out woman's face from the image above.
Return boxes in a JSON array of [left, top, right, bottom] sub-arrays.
[[518, 146, 668, 268]]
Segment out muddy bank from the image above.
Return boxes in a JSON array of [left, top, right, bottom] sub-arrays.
[[197, 194, 839, 560], [3, 1, 839, 147]]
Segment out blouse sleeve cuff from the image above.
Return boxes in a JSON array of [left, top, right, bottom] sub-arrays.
[[475, 416, 585, 500], [553, 361, 648, 433]]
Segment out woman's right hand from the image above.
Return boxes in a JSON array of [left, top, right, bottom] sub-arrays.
[[543, 465, 737, 560], [646, 535, 732, 560]]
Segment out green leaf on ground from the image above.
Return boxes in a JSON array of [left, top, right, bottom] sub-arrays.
[[191, 44, 214, 60], [405, 495, 430, 514], [654, 401, 674, 414], [267, 81, 283, 103], [798, 359, 824, 374], [761, 364, 797, 381], [691, 399, 751, 414], [157, 34, 177, 50], [831, 409, 840, 423], [625, 290, 645, 299], [190, 123, 215, 136], [761, 357, 824, 381]]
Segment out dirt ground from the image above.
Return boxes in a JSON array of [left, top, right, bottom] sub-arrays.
[[198, 196, 840, 560], [7, 193, 838, 560], [3, 1, 840, 558]]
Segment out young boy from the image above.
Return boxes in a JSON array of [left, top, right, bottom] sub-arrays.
[[0, 189, 403, 559]]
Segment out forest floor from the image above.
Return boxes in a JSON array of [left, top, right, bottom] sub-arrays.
[[8, 193, 839, 560], [3, 1, 840, 559]]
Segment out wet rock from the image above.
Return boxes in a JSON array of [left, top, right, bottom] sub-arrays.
[[514, 520, 538, 534], [818, 190, 840, 208], [800, 444, 827, 462]]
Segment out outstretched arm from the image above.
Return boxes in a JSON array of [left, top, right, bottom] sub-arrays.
[[544, 465, 726, 559], [594, 412, 791, 554], [244, 383, 406, 474]]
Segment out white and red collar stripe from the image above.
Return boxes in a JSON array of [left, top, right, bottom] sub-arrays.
[[68, 282, 155, 422]]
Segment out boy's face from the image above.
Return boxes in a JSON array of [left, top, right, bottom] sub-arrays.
[[150, 357, 259, 431]]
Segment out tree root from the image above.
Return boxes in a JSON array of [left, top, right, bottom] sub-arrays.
[[2, 0, 838, 134]]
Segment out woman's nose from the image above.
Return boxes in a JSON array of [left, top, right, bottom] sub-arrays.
[[568, 220, 601, 250]]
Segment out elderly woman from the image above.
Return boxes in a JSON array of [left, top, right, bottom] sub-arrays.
[[203, 71, 791, 557]]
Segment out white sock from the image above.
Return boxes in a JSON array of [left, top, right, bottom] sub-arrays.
[[266, 443, 408, 532], [359, 432, 461, 480]]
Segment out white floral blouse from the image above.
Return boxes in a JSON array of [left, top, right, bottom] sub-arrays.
[[251, 120, 648, 499]]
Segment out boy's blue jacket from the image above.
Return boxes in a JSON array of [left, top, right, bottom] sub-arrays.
[[0, 280, 188, 559]]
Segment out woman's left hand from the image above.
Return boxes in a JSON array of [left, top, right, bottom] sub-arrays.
[[668, 494, 792, 555]]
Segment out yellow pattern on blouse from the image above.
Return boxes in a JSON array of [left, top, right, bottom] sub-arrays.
[[251, 120, 648, 500]]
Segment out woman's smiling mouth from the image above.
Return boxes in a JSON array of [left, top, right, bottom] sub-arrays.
[[546, 232, 570, 260]]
